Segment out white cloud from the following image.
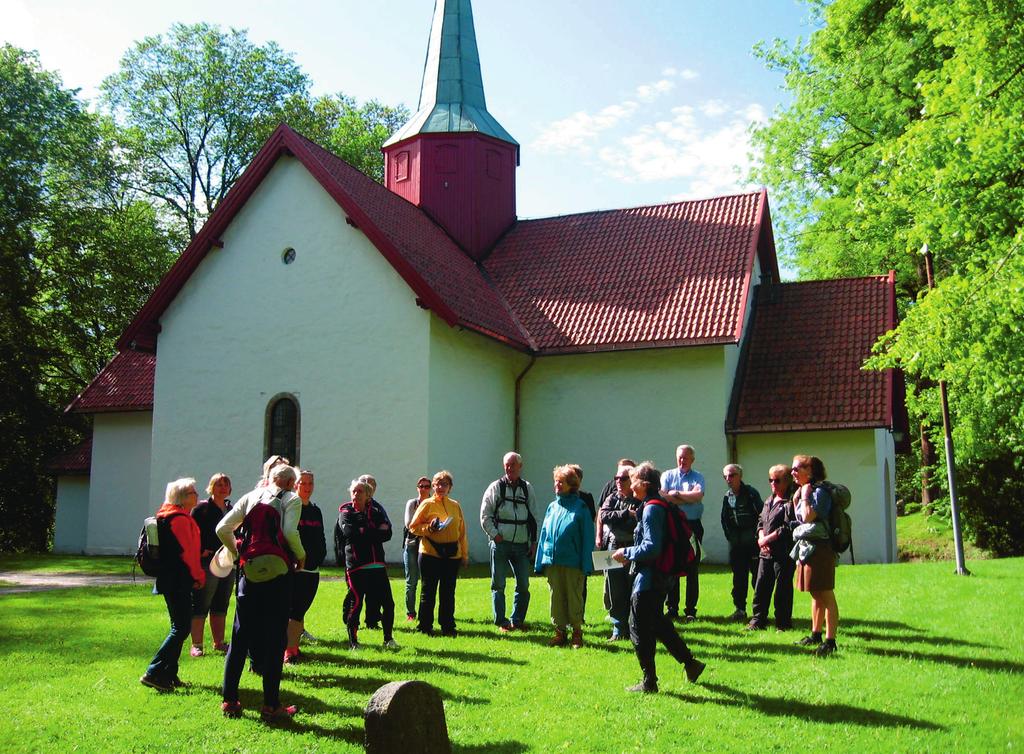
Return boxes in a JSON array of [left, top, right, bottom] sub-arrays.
[[635, 79, 674, 102], [533, 101, 639, 154], [699, 99, 728, 117], [661, 66, 699, 80]]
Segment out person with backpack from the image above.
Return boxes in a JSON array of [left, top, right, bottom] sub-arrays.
[[790, 455, 839, 657], [746, 465, 796, 631], [216, 464, 305, 720], [720, 464, 763, 622], [612, 462, 705, 693], [140, 478, 205, 693], [534, 465, 595, 648], [334, 478, 399, 650], [402, 476, 432, 621], [480, 452, 539, 632], [599, 462, 640, 641], [188, 473, 233, 657], [284, 469, 327, 663]]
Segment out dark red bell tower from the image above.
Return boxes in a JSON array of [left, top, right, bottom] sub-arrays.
[[383, 0, 519, 261]]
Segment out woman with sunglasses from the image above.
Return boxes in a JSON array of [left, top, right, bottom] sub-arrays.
[[746, 465, 796, 631], [402, 476, 433, 621], [790, 455, 838, 657]]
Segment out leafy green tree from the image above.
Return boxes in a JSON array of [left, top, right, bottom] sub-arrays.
[[282, 93, 410, 183], [752, 0, 1024, 552], [1, 45, 175, 551], [101, 23, 311, 239]]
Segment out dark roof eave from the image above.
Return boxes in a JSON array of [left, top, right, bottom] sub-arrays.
[[535, 335, 738, 357], [726, 420, 893, 434], [67, 405, 153, 415]]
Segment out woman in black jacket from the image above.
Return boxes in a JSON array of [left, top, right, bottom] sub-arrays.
[[334, 479, 397, 649], [285, 470, 327, 663], [746, 465, 796, 631]]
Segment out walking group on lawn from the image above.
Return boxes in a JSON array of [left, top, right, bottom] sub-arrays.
[[140, 443, 843, 718]]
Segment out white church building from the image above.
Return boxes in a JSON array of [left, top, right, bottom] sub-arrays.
[[50, 0, 907, 565]]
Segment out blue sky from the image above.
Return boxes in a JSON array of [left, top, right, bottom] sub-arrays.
[[3, 0, 818, 218]]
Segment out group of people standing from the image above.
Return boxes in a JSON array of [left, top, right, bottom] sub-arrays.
[[140, 445, 842, 716]]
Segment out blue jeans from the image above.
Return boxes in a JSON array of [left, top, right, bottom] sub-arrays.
[[147, 588, 193, 681], [490, 540, 531, 626], [403, 541, 420, 617]]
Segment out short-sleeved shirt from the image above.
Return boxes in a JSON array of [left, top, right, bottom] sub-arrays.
[[660, 467, 705, 521]]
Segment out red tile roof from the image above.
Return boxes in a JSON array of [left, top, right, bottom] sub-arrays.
[[485, 192, 775, 353], [66, 350, 155, 413], [728, 274, 900, 432], [46, 437, 92, 475]]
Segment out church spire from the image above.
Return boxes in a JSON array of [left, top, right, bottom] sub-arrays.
[[383, 0, 517, 148]]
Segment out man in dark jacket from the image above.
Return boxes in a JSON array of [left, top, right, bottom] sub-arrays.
[[599, 463, 641, 640], [720, 464, 763, 621]]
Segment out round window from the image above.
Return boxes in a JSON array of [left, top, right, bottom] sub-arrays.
[[282, 247, 296, 265]]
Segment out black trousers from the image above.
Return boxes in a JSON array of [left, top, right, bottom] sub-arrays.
[[223, 573, 291, 707], [418, 553, 460, 632], [728, 540, 759, 611], [666, 519, 703, 616], [630, 585, 695, 687], [751, 555, 796, 628], [344, 567, 395, 641]]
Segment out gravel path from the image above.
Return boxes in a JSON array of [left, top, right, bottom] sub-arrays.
[[0, 571, 144, 594]]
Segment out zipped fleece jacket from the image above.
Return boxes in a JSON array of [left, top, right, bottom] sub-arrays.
[[534, 493, 595, 574], [334, 499, 392, 571], [155, 502, 205, 593]]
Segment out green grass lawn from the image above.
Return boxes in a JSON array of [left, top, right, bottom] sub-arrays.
[[1, 559, 1021, 753], [895, 509, 991, 562], [0, 553, 134, 575]]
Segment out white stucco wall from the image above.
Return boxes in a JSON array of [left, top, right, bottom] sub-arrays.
[[734, 428, 897, 563], [85, 412, 153, 554], [426, 319, 530, 562], [519, 345, 737, 563], [53, 476, 90, 553], [149, 156, 432, 563]]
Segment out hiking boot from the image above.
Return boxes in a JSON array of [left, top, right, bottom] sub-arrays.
[[814, 639, 837, 658], [626, 681, 658, 693], [684, 659, 706, 683], [440, 628, 459, 638], [683, 613, 697, 623], [745, 620, 767, 631], [221, 700, 243, 718], [511, 622, 528, 631], [728, 609, 747, 622], [796, 633, 823, 647], [570, 628, 584, 649], [170, 676, 187, 688], [300, 629, 318, 643], [548, 629, 567, 647], [498, 622, 514, 634], [260, 704, 297, 721], [189, 644, 204, 658], [140, 674, 173, 692], [383, 638, 401, 650]]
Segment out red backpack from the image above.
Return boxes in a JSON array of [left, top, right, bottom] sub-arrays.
[[237, 494, 292, 582], [645, 498, 696, 577]]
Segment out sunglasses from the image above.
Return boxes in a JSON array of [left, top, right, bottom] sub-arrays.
[[417, 483, 431, 489], [769, 478, 785, 484], [615, 475, 631, 482]]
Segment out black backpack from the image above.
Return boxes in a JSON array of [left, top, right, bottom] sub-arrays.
[[645, 498, 696, 577], [497, 478, 538, 542], [134, 513, 181, 578]]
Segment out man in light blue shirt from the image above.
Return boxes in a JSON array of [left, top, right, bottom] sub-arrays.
[[659, 444, 704, 620]]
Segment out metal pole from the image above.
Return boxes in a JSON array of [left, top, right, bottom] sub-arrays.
[[921, 245, 970, 575]]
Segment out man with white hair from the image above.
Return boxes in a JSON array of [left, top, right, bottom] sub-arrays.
[[720, 463, 763, 622], [660, 444, 705, 621], [480, 451, 539, 632], [216, 462, 305, 720]]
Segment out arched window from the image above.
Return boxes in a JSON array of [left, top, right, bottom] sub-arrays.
[[265, 394, 300, 465]]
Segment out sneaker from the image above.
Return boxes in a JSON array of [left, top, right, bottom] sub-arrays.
[[814, 640, 837, 658], [406, 614, 416, 622], [683, 613, 697, 623], [684, 659, 706, 683], [796, 633, 823, 647], [300, 629, 318, 643], [222, 700, 243, 718], [745, 620, 767, 631], [383, 638, 401, 650], [440, 628, 458, 638], [498, 622, 514, 634], [416, 626, 436, 636], [283, 650, 300, 665], [511, 622, 528, 632], [626, 681, 658, 693], [213, 642, 230, 652], [260, 704, 297, 721], [189, 645, 204, 658], [728, 609, 747, 622], [365, 622, 380, 630], [140, 674, 173, 692], [775, 624, 793, 632], [348, 640, 362, 650]]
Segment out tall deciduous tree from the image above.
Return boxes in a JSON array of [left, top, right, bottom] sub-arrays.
[[101, 23, 311, 239], [751, 0, 1024, 551], [1, 45, 175, 551]]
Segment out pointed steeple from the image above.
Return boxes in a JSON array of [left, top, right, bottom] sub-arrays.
[[383, 0, 517, 148]]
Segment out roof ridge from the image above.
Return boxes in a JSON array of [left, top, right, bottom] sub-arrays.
[[516, 189, 764, 225]]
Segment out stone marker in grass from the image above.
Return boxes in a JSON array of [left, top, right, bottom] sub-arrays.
[[365, 680, 450, 754]]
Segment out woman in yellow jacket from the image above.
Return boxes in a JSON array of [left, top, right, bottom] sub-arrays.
[[408, 470, 469, 636]]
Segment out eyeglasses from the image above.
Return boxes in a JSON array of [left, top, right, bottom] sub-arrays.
[[417, 482, 431, 488], [615, 475, 630, 482], [791, 466, 804, 473]]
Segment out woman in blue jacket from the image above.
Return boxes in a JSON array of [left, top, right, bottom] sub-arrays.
[[535, 465, 595, 648]]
